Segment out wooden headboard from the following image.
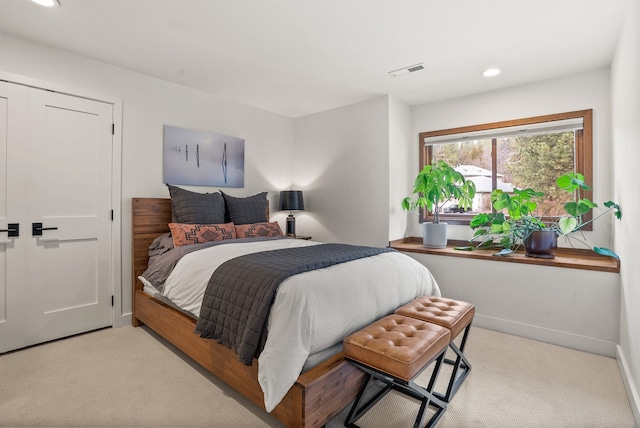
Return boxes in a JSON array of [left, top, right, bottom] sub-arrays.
[[132, 198, 172, 293]]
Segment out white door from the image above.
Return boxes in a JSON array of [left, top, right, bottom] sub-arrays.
[[0, 82, 28, 352], [0, 82, 113, 353]]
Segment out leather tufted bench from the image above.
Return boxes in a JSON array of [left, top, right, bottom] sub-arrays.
[[343, 314, 450, 428], [395, 295, 475, 402]]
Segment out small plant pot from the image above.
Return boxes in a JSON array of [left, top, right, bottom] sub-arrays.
[[524, 230, 558, 259], [423, 222, 448, 249]]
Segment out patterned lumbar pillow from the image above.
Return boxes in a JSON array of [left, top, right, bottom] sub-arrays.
[[168, 222, 236, 247], [235, 222, 283, 238]]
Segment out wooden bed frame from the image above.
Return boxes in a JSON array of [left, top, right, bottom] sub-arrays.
[[131, 197, 365, 428]]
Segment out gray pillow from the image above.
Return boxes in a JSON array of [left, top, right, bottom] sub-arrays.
[[148, 232, 174, 257], [166, 184, 226, 224], [221, 191, 268, 225]]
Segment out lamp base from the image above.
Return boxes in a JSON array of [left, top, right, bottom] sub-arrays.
[[286, 214, 296, 237]]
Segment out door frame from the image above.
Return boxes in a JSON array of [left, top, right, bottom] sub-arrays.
[[0, 71, 125, 327]]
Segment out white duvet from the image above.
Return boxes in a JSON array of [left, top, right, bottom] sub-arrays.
[[158, 239, 440, 412]]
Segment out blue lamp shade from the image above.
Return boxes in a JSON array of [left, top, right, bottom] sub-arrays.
[[279, 190, 304, 236]]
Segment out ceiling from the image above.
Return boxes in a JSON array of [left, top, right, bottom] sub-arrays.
[[0, 0, 631, 118]]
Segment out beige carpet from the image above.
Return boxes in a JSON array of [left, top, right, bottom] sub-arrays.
[[0, 325, 635, 428]]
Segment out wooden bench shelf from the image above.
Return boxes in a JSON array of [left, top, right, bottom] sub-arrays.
[[389, 237, 620, 273]]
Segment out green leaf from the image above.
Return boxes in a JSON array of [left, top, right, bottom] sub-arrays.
[[454, 246, 474, 251], [558, 216, 577, 234], [499, 236, 513, 248], [556, 174, 575, 191], [518, 188, 544, 199], [401, 197, 410, 211], [472, 229, 489, 238], [493, 249, 514, 256], [524, 201, 537, 213], [573, 172, 585, 182], [593, 247, 620, 260], [578, 198, 597, 209], [469, 214, 489, 228], [573, 178, 591, 191], [493, 196, 509, 211], [491, 222, 509, 234], [604, 201, 622, 220], [563, 202, 580, 217], [573, 200, 594, 215], [557, 172, 590, 192], [477, 240, 495, 249]]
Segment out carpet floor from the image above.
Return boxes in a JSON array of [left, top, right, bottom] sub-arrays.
[[0, 325, 635, 427]]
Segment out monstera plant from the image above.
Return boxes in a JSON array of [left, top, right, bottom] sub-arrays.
[[468, 172, 621, 259], [469, 187, 550, 256]]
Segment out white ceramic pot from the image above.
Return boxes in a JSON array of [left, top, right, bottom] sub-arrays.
[[423, 222, 448, 248]]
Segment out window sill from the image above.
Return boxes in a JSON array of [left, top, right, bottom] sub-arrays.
[[389, 237, 620, 273]]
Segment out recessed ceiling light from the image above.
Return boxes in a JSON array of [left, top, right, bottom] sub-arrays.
[[389, 63, 425, 77], [31, 0, 60, 7], [482, 68, 501, 77]]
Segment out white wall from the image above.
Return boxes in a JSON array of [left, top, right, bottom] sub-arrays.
[[407, 68, 615, 250], [407, 252, 620, 356], [293, 96, 390, 247], [0, 32, 295, 325], [388, 96, 413, 241], [611, 0, 640, 421]]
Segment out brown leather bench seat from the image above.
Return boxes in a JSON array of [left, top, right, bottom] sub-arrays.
[[395, 295, 475, 402], [343, 314, 451, 428], [344, 314, 451, 381]]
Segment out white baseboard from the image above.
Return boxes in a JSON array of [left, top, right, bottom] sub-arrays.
[[473, 313, 617, 357], [617, 345, 640, 428]]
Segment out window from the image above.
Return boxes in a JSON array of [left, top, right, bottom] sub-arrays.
[[418, 110, 593, 226]]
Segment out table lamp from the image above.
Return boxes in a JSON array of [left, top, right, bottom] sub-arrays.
[[279, 190, 305, 237]]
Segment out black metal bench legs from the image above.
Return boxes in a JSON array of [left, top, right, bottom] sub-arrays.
[[344, 349, 448, 428]]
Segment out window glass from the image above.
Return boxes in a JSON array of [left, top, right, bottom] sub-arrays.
[[507, 132, 575, 216], [419, 110, 592, 226]]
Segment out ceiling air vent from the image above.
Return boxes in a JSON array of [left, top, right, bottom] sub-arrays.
[[388, 63, 425, 77]]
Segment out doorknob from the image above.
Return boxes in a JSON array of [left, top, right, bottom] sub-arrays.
[[32, 222, 58, 236], [0, 223, 19, 237]]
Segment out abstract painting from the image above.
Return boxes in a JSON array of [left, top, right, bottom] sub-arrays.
[[163, 125, 245, 187]]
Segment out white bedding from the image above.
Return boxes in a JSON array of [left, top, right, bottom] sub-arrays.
[[151, 239, 441, 412]]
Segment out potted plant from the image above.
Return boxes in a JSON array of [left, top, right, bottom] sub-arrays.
[[469, 187, 556, 257], [554, 172, 621, 258], [402, 160, 476, 248], [468, 172, 621, 259]]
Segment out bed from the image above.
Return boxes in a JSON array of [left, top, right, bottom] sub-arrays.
[[132, 196, 440, 428]]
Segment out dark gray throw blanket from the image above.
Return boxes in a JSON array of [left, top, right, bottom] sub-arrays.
[[194, 243, 395, 365]]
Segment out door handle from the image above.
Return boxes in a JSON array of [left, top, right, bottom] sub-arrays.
[[0, 223, 19, 237], [32, 222, 58, 236]]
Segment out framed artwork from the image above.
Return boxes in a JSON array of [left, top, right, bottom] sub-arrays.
[[163, 125, 245, 187]]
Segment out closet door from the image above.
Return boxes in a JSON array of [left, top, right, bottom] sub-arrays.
[[0, 82, 28, 353], [24, 89, 113, 345], [0, 81, 113, 353]]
